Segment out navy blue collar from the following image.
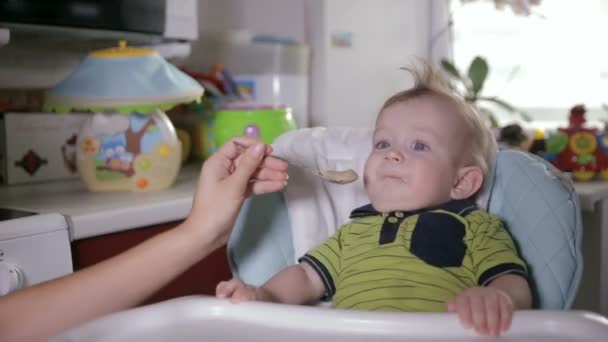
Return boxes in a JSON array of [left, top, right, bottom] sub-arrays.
[[350, 199, 477, 219]]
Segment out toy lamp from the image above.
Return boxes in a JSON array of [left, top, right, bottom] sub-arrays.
[[45, 41, 203, 192]]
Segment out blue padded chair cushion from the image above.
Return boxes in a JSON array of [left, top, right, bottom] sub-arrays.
[[487, 150, 583, 309], [228, 192, 294, 286]]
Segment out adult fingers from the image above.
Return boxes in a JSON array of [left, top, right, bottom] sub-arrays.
[[229, 143, 266, 193], [260, 155, 288, 171], [220, 136, 269, 160], [251, 167, 289, 182], [249, 180, 288, 196]]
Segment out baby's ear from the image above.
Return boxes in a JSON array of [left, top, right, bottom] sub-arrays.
[[450, 166, 483, 200]]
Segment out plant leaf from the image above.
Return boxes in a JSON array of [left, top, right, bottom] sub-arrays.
[[479, 96, 515, 111], [517, 110, 533, 122], [479, 96, 533, 122], [440, 59, 462, 80], [467, 56, 489, 96]]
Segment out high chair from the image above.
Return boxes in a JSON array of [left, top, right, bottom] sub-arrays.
[[228, 127, 583, 309]]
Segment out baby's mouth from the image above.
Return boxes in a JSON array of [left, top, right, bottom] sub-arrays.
[[383, 175, 406, 183]]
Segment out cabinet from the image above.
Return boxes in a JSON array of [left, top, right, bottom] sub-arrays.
[[71, 220, 232, 306]]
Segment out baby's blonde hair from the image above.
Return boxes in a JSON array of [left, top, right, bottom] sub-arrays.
[[379, 64, 495, 189]]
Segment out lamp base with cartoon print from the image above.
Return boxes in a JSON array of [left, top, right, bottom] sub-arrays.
[[76, 110, 181, 192]]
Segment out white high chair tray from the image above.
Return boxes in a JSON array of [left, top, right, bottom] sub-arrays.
[[55, 296, 608, 342]]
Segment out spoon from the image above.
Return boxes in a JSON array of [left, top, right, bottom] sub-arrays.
[[232, 141, 358, 185]]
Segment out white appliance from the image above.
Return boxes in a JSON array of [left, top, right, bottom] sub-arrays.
[[0, 210, 72, 296], [0, 0, 198, 42], [222, 42, 310, 129], [307, 0, 432, 128]]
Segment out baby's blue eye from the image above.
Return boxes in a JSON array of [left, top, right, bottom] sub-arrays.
[[375, 140, 390, 149], [412, 141, 429, 151]]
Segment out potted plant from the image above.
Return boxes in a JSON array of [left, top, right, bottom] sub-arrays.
[[440, 56, 530, 127]]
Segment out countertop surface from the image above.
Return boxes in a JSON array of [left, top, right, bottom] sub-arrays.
[[0, 164, 201, 240], [0, 212, 68, 240], [572, 181, 608, 212]]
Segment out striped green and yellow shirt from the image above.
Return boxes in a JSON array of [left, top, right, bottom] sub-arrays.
[[300, 199, 527, 312]]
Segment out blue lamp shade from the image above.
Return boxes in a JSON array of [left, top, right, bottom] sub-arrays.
[[45, 44, 203, 114]]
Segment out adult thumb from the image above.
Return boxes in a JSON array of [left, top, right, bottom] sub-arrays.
[[231, 143, 265, 191]]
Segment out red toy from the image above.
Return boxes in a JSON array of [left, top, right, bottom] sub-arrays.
[[545, 104, 608, 181]]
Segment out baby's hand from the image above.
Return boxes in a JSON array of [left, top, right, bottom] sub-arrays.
[[216, 278, 258, 303], [446, 286, 514, 336]]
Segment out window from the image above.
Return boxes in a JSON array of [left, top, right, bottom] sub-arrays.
[[451, 0, 608, 129]]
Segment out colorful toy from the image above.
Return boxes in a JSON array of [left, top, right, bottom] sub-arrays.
[[498, 123, 529, 151], [177, 66, 297, 158], [544, 104, 608, 181], [45, 41, 203, 191], [528, 129, 547, 156], [210, 106, 297, 149]]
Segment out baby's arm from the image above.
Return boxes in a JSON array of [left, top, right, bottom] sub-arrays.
[[216, 262, 326, 305], [258, 263, 326, 304], [488, 273, 532, 309], [448, 211, 532, 336], [447, 274, 531, 336]]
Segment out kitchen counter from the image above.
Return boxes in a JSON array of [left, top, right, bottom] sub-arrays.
[[0, 163, 202, 240], [573, 181, 608, 212]]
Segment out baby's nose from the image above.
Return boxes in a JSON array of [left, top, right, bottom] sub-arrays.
[[384, 151, 403, 163]]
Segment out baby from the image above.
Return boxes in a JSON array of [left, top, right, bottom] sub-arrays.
[[216, 66, 532, 336]]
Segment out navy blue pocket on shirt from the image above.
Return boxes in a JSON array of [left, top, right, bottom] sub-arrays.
[[410, 212, 466, 267]]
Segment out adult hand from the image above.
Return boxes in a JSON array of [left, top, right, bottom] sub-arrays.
[[184, 137, 288, 249], [0, 138, 287, 342]]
